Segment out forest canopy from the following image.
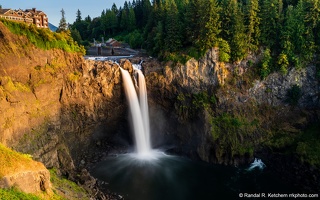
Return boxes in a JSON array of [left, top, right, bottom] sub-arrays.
[[70, 0, 320, 75]]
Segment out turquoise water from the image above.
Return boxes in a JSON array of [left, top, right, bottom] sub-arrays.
[[91, 152, 296, 200]]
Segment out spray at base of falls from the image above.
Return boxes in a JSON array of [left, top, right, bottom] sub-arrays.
[[119, 65, 155, 159], [247, 158, 266, 171]]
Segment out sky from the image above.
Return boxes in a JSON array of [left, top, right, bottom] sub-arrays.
[[1, 0, 127, 26]]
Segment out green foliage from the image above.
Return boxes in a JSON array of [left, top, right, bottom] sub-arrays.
[[260, 48, 272, 79], [259, 0, 283, 49], [220, 0, 247, 62], [126, 30, 144, 49], [0, 188, 41, 200], [210, 113, 258, 157], [175, 91, 217, 119], [217, 38, 231, 62], [68, 71, 82, 82], [191, 91, 217, 109], [164, 0, 182, 53], [245, 0, 260, 52], [0, 76, 31, 93], [70, 28, 82, 45], [280, 2, 316, 68], [285, 84, 302, 106], [67, 0, 319, 67], [162, 52, 191, 64], [265, 123, 320, 167], [296, 124, 320, 166], [49, 168, 89, 199], [197, 0, 221, 52], [1, 19, 85, 54], [277, 52, 289, 74]]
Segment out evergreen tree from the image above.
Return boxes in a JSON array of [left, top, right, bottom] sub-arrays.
[[152, 21, 164, 55], [280, 1, 316, 67], [245, 0, 260, 52], [101, 10, 107, 36], [57, 9, 68, 32], [120, 1, 129, 31], [127, 8, 137, 31], [198, 0, 221, 52], [112, 3, 119, 14], [259, 0, 283, 49], [303, 0, 320, 53], [76, 9, 82, 22], [220, 0, 247, 61], [185, 0, 203, 47], [164, 0, 182, 52], [142, 0, 152, 26], [104, 9, 118, 35], [144, 0, 164, 54], [260, 48, 272, 78], [70, 28, 82, 44], [85, 15, 92, 23]]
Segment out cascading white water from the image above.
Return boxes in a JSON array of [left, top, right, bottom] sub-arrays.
[[135, 69, 150, 149], [119, 66, 152, 157]]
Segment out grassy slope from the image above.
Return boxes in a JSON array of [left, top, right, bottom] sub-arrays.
[[0, 18, 85, 54], [0, 144, 44, 178]]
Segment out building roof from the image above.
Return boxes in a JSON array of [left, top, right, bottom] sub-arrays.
[[0, 9, 11, 15]]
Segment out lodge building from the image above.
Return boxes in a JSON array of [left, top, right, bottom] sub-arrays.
[[0, 8, 48, 28]]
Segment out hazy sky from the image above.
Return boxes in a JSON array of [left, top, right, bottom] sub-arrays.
[[1, 0, 127, 26]]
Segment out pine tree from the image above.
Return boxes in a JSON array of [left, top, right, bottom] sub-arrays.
[[280, 1, 316, 68], [198, 0, 221, 52], [85, 15, 91, 23], [164, 0, 182, 52], [220, 0, 247, 61], [185, 0, 203, 47], [127, 8, 137, 31], [120, 1, 130, 31], [259, 0, 283, 50], [57, 9, 68, 32], [142, 0, 152, 27], [106, 9, 118, 35], [245, 0, 260, 52], [70, 28, 82, 44], [76, 9, 82, 22], [303, 0, 319, 54]]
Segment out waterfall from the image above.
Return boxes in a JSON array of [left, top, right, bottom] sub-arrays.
[[135, 69, 150, 148], [119, 65, 152, 157]]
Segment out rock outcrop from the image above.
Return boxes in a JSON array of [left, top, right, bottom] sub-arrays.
[[0, 170, 51, 194], [143, 48, 319, 165], [0, 21, 127, 198]]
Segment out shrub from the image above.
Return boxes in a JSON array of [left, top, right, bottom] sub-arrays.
[[217, 38, 231, 62], [285, 84, 302, 106], [260, 48, 272, 79], [0, 19, 85, 54], [210, 113, 258, 158], [278, 53, 289, 75]]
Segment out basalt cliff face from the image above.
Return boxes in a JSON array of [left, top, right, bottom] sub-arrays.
[[142, 48, 319, 191], [0, 22, 129, 198], [143, 48, 319, 162]]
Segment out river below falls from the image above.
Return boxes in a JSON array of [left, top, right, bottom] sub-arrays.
[[91, 152, 297, 200]]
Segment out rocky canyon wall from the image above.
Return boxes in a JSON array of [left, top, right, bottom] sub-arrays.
[[143, 48, 319, 165]]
